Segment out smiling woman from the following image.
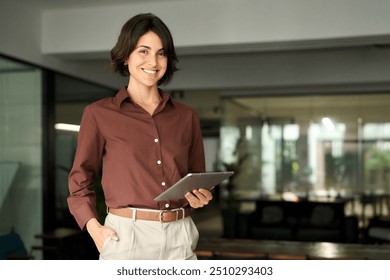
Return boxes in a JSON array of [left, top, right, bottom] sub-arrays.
[[110, 13, 178, 85], [67, 13, 213, 260], [123, 31, 168, 114]]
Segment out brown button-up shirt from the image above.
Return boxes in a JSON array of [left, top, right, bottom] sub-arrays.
[[67, 87, 205, 229]]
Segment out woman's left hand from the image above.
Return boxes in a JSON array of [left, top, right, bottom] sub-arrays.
[[185, 188, 213, 208]]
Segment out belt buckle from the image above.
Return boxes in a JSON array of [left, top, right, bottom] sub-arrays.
[[159, 208, 185, 222], [159, 210, 171, 223]]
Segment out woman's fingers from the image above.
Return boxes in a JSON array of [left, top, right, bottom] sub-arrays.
[[185, 188, 213, 208]]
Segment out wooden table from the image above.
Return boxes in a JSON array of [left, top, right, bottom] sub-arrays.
[[196, 237, 390, 260]]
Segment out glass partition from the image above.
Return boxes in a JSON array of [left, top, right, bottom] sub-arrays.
[[0, 55, 115, 259], [0, 56, 43, 257], [220, 94, 390, 211]]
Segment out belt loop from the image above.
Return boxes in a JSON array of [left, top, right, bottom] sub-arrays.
[[180, 208, 185, 219], [132, 208, 137, 221]]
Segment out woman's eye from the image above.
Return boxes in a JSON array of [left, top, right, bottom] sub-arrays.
[[158, 51, 166, 56], [139, 49, 148, 54]]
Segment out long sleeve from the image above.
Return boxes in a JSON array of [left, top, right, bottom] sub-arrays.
[[67, 105, 105, 230], [188, 112, 206, 173]]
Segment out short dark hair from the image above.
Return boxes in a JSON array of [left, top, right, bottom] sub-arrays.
[[110, 13, 178, 85]]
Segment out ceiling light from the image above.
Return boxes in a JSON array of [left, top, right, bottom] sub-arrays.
[[55, 123, 80, 132], [322, 117, 335, 131]]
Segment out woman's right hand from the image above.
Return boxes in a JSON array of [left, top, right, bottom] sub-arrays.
[[86, 218, 119, 253]]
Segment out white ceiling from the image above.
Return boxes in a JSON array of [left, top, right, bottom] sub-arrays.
[[234, 94, 390, 121], [30, 0, 165, 9], [0, 0, 390, 125]]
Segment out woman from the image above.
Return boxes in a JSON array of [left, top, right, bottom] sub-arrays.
[[67, 13, 212, 260]]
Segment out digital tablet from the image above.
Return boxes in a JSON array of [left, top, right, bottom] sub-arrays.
[[154, 171, 234, 201]]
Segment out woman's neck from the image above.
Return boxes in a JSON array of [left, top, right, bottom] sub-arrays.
[[127, 83, 162, 115]]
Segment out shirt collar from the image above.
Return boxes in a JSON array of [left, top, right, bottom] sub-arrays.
[[114, 87, 175, 109]]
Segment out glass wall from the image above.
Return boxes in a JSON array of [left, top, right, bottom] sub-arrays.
[[0, 56, 43, 257], [220, 94, 390, 213], [0, 55, 115, 259]]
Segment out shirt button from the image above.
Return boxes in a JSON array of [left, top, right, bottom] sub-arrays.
[[154, 138, 159, 143], [165, 203, 170, 208], [161, 182, 166, 186], [157, 160, 162, 165]]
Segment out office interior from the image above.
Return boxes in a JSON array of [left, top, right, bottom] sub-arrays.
[[2, 0, 390, 259]]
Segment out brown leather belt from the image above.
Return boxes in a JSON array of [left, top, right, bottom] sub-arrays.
[[109, 207, 191, 223]]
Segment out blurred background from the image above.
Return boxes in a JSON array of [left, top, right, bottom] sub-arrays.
[[2, 0, 390, 259]]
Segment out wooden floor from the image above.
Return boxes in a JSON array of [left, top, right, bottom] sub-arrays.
[[195, 237, 390, 260]]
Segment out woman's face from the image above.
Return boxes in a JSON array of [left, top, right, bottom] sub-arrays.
[[126, 31, 168, 87]]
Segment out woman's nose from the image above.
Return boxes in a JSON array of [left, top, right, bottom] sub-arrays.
[[148, 55, 158, 66]]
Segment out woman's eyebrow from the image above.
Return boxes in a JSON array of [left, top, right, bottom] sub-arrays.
[[138, 45, 151, 49], [137, 45, 164, 51]]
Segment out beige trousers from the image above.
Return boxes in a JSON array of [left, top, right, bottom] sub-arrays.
[[99, 212, 199, 260]]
